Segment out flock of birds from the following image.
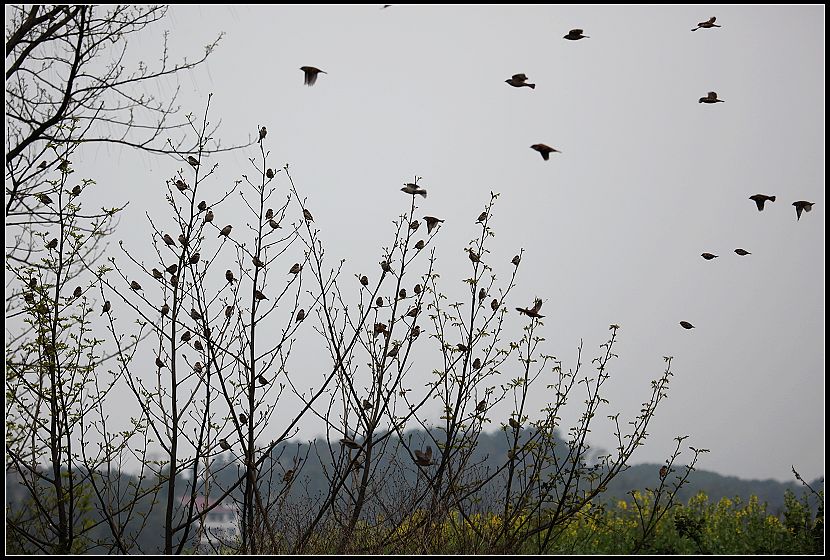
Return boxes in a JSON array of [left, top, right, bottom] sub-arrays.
[[301, 14, 816, 337]]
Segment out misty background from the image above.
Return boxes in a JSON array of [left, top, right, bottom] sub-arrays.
[[30, 5, 824, 483]]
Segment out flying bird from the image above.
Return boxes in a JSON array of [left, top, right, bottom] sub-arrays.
[[218, 224, 232, 238], [516, 298, 544, 318], [734, 249, 751, 256], [679, 321, 695, 329], [300, 66, 326, 86], [401, 183, 427, 198], [413, 446, 434, 467], [698, 91, 724, 103], [749, 194, 776, 211], [424, 216, 444, 234], [692, 16, 720, 31], [701, 253, 718, 260], [564, 29, 589, 40], [530, 144, 561, 160], [505, 73, 536, 89], [792, 201, 815, 221]]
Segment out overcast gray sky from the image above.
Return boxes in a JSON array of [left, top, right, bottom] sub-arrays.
[[72, 4, 824, 483]]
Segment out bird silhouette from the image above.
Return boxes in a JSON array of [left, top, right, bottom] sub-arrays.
[[181, 331, 192, 342], [282, 469, 295, 483], [266, 168, 275, 179], [239, 413, 248, 424], [204, 210, 214, 224], [792, 201, 815, 221], [516, 298, 544, 318], [296, 309, 306, 322], [152, 268, 164, 279], [219, 438, 231, 451], [530, 144, 561, 160], [413, 284, 421, 294], [102, 300, 111, 315], [679, 321, 695, 329], [266, 208, 274, 220], [401, 183, 427, 198], [259, 126, 267, 142], [414, 240, 425, 250], [303, 209, 314, 222], [409, 219, 420, 231], [225, 305, 234, 318], [155, 357, 165, 369], [162, 234, 176, 246], [505, 73, 536, 89], [198, 200, 207, 211], [269, 219, 280, 229], [187, 156, 199, 168], [37, 193, 53, 204], [476, 399, 487, 413], [512, 254, 521, 266], [478, 288, 486, 302], [161, 303, 170, 315], [701, 253, 718, 260], [218, 225, 232, 238], [300, 66, 326, 86], [178, 233, 188, 247], [749, 194, 776, 211], [254, 290, 268, 301], [257, 374, 269, 386], [398, 288, 407, 299], [130, 280, 142, 291], [341, 437, 361, 450], [190, 308, 202, 320], [289, 263, 302, 274], [252, 256, 265, 268], [476, 211, 488, 223], [734, 249, 751, 256], [472, 357, 481, 370], [491, 298, 499, 311], [424, 216, 444, 234], [71, 185, 82, 197], [564, 29, 589, 40], [175, 179, 188, 192], [508, 417, 521, 430], [660, 466, 669, 479], [692, 16, 720, 31], [189, 252, 200, 265], [193, 339, 203, 350], [360, 275, 369, 286], [226, 269, 236, 283], [169, 274, 178, 287], [468, 249, 480, 263], [698, 91, 724, 103], [166, 264, 178, 274]]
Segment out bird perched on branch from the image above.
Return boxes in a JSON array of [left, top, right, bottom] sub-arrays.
[[303, 209, 314, 222], [161, 303, 170, 316], [218, 225, 232, 238], [508, 417, 521, 430], [360, 275, 369, 286], [259, 126, 267, 142], [282, 469, 295, 483], [152, 268, 163, 279], [414, 240, 425, 250], [254, 290, 268, 301], [204, 210, 214, 224], [300, 66, 326, 86], [749, 194, 775, 211], [516, 298, 544, 318], [130, 280, 142, 291], [257, 374, 270, 386], [289, 263, 302, 274], [219, 438, 231, 451], [155, 357, 165, 369], [296, 309, 306, 322], [505, 73, 535, 89], [491, 298, 499, 311], [698, 91, 724, 104], [564, 28, 589, 40], [512, 254, 521, 266], [187, 156, 199, 168], [198, 200, 207, 211], [691, 16, 720, 31], [401, 183, 427, 198], [175, 179, 188, 192], [102, 300, 111, 315], [530, 144, 561, 160], [792, 200, 815, 221], [226, 269, 236, 283]]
